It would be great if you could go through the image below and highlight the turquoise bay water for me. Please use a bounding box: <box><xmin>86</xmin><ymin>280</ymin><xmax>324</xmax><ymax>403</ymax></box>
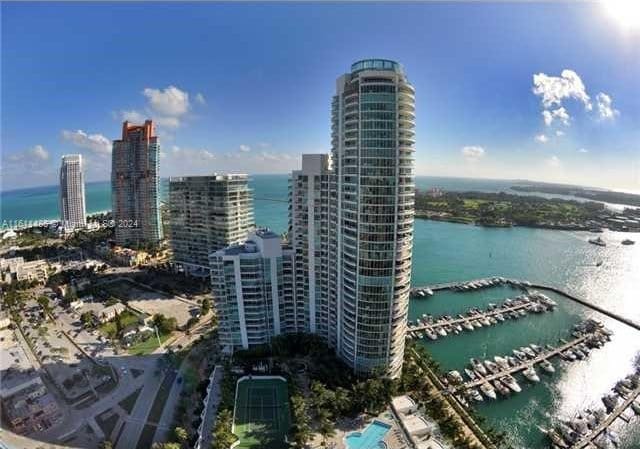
<box><xmin>2</xmin><ymin>175</ymin><xmax>639</xmax><ymax>447</ymax></box>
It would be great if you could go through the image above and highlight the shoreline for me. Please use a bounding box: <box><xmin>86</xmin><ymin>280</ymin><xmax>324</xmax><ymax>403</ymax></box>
<box><xmin>414</xmin><ymin>213</ymin><xmax>638</xmax><ymax>233</ymax></box>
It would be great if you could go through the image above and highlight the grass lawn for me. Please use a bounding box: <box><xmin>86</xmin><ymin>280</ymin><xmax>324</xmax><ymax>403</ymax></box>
<box><xmin>233</xmin><ymin>377</ymin><xmax>291</xmax><ymax>449</ymax></box>
<box><xmin>127</xmin><ymin>332</ymin><xmax>171</xmax><ymax>356</ymax></box>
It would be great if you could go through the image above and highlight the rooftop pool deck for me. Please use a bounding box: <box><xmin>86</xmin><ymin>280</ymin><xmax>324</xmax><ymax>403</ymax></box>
<box><xmin>345</xmin><ymin>420</ymin><xmax>391</xmax><ymax>449</ymax></box>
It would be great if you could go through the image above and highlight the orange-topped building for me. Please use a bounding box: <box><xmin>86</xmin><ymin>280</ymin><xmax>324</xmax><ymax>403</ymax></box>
<box><xmin>111</xmin><ymin>120</ymin><xmax>163</xmax><ymax>246</ymax></box>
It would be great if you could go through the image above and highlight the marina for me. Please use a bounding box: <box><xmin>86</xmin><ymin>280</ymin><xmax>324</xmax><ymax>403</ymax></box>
<box><xmin>410</xmin><ymin>276</ymin><xmax>530</xmax><ymax>297</ymax></box>
<box><xmin>444</xmin><ymin>319</ymin><xmax>612</xmax><ymax>396</ymax></box>
<box><xmin>407</xmin><ymin>291</ymin><xmax>557</xmax><ymax>340</ymax></box>
<box><xmin>411</xmin><ymin>277</ymin><xmax>640</xmax><ymax>333</ymax></box>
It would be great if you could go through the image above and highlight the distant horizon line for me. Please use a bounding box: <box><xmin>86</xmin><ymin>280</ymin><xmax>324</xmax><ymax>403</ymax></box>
<box><xmin>0</xmin><ymin>173</ymin><xmax>623</xmax><ymax>195</ymax></box>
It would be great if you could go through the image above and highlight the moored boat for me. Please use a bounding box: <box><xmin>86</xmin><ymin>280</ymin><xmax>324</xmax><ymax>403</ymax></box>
<box><xmin>480</xmin><ymin>382</ymin><xmax>497</xmax><ymax>400</ymax></box>
<box><xmin>501</xmin><ymin>375</ymin><xmax>522</xmax><ymax>393</ymax></box>
<box><xmin>539</xmin><ymin>359</ymin><xmax>555</xmax><ymax>373</ymax></box>
<box><xmin>523</xmin><ymin>365</ymin><xmax>540</xmax><ymax>382</ymax></box>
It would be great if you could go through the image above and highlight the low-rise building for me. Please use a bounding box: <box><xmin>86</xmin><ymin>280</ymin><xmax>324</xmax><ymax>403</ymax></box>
<box><xmin>110</xmin><ymin>246</ymin><xmax>149</xmax><ymax>267</ymax></box>
<box><xmin>0</xmin><ymin>257</ymin><xmax>49</xmax><ymax>284</ymax></box>
<box><xmin>15</xmin><ymin>259</ymin><xmax>49</xmax><ymax>283</ymax></box>
<box><xmin>2</xmin><ymin>382</ymin><xmax>63</xmax><ymax>435</ymax></box>
<box><xmin>96</xmin><ymin>303</ymin><xmax>127</xmax><ymax>323</ymax></box>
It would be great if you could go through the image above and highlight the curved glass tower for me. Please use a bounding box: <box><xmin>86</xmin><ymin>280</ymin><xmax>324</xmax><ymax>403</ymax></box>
<box><xmin>330</xmin><ymin>59</ymin><xmax>415</xmax><ymax>377</ymax></box>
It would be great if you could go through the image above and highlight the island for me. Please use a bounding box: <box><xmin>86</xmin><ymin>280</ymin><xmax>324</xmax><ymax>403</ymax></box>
<box><xmin>415</xmin><ymin>189</ymin><xmax>640</xmax><ymax>231</ymax></box>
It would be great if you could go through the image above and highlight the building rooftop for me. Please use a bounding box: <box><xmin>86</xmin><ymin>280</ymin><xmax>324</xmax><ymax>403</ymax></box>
<box><xmin>0</xmin><ymin>328</ymin><xmax>41</xmax><ymax>398</ymax></box>
<box><xmin>351</xmin><ymin>59</ymin><xmax>403</xmax><ymax>74</ymax></box>
<box><xmin>403</xmin><ymin>415</ymin><xmax>431</xmax><ymax>435</ymax></box>
<box><xmin>254</xmin><ymin>228</ymin><xmax>279</xmax><ymax>239</ymax></box>
<box><xmin>392</xmin><ymin>395</ymin><xmax>417</xmax><ymax>412</ymax></box>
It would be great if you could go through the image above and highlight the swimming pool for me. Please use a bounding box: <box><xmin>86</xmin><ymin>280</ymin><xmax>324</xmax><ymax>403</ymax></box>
<box><xmin>345</xmin><ymin>420</ymin><xmax>391</xmax><ymax>449</ymax></box>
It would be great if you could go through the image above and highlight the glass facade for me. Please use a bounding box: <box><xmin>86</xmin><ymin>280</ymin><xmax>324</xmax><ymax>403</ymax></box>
<box><xmin>330</xmin><ymin>60</ymin><xmax>415</xmax><ymax>377</ymax></box>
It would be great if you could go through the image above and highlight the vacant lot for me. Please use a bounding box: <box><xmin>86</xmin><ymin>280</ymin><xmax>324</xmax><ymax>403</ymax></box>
<box><xmin>102</xmin><ymin>278</ymin><xmax>197</xmax><ymax>328</ymax></box>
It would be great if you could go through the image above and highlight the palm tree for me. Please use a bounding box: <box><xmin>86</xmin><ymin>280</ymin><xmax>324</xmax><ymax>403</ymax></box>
<box><xmin>290</xmin><ymin>395</ymin><xmax>311</xmax><ymax>448</ymax></box>
<box><xmin>317</xmin><ymin>408</ymin><xmax>335</xmax><ymax>448</ymax></box>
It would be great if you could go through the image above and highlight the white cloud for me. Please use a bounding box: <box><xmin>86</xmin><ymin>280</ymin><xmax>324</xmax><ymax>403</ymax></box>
<box><xmin>556</xmin><ymin>130</ymin><xmax>565</xmax><ymax>137</ymax></box>
<box><xmin>532</xmin><ymin>69</ymin><xmax>592</xmax><ymax>110</ymax></box>
<box><xmin>535</xmin><ymin>134</ymin><xmax>548</xmax><ymax>143</ymax></box>
<box><xmin>115</xmin><ymin>85</ymin><xmax>206</xmax><ymax>132</ymax></box>
<box><xmin>545</xmin><ymin>155</ymin><xmax>561</xmax><ymax>168</ymax></box>
<box><xmin>2</xmin><ymin>145</ymin><xmax>56</xmax><ymax>188</ymax></box>
<box><xmin>461</xmin><ymin>146</ymin><xmax>485</xmax><ymax>161</ymax></box>
<box><xmin>143</xmin><ymin>85</ymin><xmax>190</xmax><ymax>117</ymax></box>
<box><xmin>258</xmin><ymin>151</ymin><xmax>294</xmax><ymax>161</ymax></box>
<box><xmin>61</xmin><ymin>129</ymin><xmax>111</xmax><ymax>156</ymax></box>
<box><xmin>154</xmin><ymin>116</ymin><xmax>181</xmax><ymax>129</ymax></box>
<box><xmin>578</xmin><ymin>148</ymin><xmax>589</xmax><ymax>153</ymax></box>
<box><xmin>542</xmin><ymin>107</ymin><xmax>570</xmax><ymax>127</ymax></box>
<box><xmin>119</xmin><ymin>110</ymin><xmax>146</xmax><ymax>123</ymax></box>
<box><xmin>239</xmin><ymin>144</ymin><xmax>251</xmax><ymax>153</ymax></box>
<box><xmin>195</xmin><ymin>93</ymin><xmax>206</xmax><ymax>105</ymax></box>
<box><xmin>7</xmin><ymin>144</ymin><xmax>50</xmax><ymax>163</ymax></box>
<box><xmin>595</xmin><ymin>92</ymin><xmax>619</xmax><ymax>120</ymax></box>
<box><xmin>170</xmin><ymin>145</ymin><xmax>216</xmax><ymax>161</ymax></box>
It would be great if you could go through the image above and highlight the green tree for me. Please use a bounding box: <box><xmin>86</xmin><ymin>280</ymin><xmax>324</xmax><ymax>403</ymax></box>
<box><xmin>290</xmin><ymin>394</ymin><xmax>311</xmax><ymax>449</ymax></box>
<box><xmin>151</xmin><ymin>443</ymin><xmax>181</xmax><ymax>449</ymax></box>
<box><xmin>80</xmin><ymin>311</ymin><xmax>94</xmax><ymax>327</ymax></box>
<box><xmin>317</xmin><ymin>408</ymin><xmax>335</xmax><ymax>447</ymax></box>
<box><xmin>153</xmin><ymin>314</ymin><xmax>178</xmax><ymax>335</ymax></box>
<box><xmin>211</xmin><ymin>409</ymin><xmax>237</xmax><ymax>449</ymax></box>
<box><xmin>36</xmin><ymin>295</ymin><xmax>52</xmax><ymax>316</ymax></box>
<box><xmin>201</xmin><ymin>297</ymin><xmax>211</xmax><ymax>315</ymax></box>
<box><xmin>173</xmin><ymin>426</ymin><xmax>188</xmax><ymax>447</ymax></box>
<box><xmin>99</xmin><ymin>441</ymin><xmax>113</xmax><ymax>449</ymax></box>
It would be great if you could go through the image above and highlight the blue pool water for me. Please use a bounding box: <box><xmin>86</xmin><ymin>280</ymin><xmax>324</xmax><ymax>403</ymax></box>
<box><xmin>345</xmin><ymin>420</ymin><xmax>391</xmax><ymax>449</ymax></box>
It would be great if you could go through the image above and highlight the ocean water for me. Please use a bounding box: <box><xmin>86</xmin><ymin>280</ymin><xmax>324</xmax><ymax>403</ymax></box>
<box><xmin>1</xmin><ymin>175</ymin><xmax>639</xmax><ymax>447</ymax></box>
<box><xmin>1</xmin><ymin>175</ymin><xmax>632</xmax><ymax>226</ymax></box>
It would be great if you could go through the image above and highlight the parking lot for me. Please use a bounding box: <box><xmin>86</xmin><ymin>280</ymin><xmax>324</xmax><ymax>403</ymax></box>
<box><xmin>21</xmin><ymin>299</ymin><xmax>114</xmax><ymax>403</ymax></box>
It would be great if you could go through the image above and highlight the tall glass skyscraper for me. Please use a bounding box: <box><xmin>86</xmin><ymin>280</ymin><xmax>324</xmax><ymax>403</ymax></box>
<box><xmin>209</xmin><ymin>60</ymin><xmax>415</xmax><ymax>378</ymax></box>
<box><xmin>111</xmin><ymin>120</ymin><xmax>163</xmax><ymax>246</ymax></box>
<box><xmin>59</xmin><ymin>154</ymin><xmax>86</xmax><ymax>230</ymax></box>
<box><xmin>328</xmin><ymin>59</ymin><xmax>415</xmax><ymax>377</ymax></box>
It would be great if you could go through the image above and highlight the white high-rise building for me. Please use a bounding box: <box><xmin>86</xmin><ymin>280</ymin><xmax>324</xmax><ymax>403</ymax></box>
<box><xmin>210</xmin><ymin>59</ymin><xmax>415</xmax><ymax>378</ymax></box>
<box><xmin>59</xmin><ymin>154</ymin><xmax>86</xmax><ymax>230</ymax></box>
<box><xmin>327</xmin><ymin>59</ymin><xmax>415</xmax><ymax>377</ymax></box>
<box><xmin>209</xmin><ymin>229</ymin><xmax>295</xmax><ymax>350</ymax></box>
<box><xmin>169</xmin><ymin>174</ymin><xmax>254</xmax><ymax>276</ymax></box>
<box><xmin>289</xmin><ymin>154</ymin><xmax>332</xmax><ymax>338</ymax></box>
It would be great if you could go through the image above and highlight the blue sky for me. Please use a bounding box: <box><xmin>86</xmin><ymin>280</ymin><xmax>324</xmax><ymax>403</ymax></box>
<box><xmin>2</xmin><ymin>2</ymin><xmax>639</xmax><ymax>191</ymax></box>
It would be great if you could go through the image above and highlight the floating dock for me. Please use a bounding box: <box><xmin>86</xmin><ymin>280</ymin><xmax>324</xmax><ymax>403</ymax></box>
<box><xmin>449</xmin><ymin>324</ymin><xmax>611</xmax><ymax>394</ymax></box>
<box><xmin>410</xmin><ymin>278</ymin><xmax>640</xmax><ymax>332</ymax></box>
<box><xmin>408</xmin><ymin>293</ymin><xmax>556</xmax><ymax>340</ymax></box>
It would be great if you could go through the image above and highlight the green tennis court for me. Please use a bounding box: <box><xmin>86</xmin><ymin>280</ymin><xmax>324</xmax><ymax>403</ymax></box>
<box><xmin>233</xmin><ymin>377</ymin><xmax>291</xmax><ymax>449</ymax></box>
